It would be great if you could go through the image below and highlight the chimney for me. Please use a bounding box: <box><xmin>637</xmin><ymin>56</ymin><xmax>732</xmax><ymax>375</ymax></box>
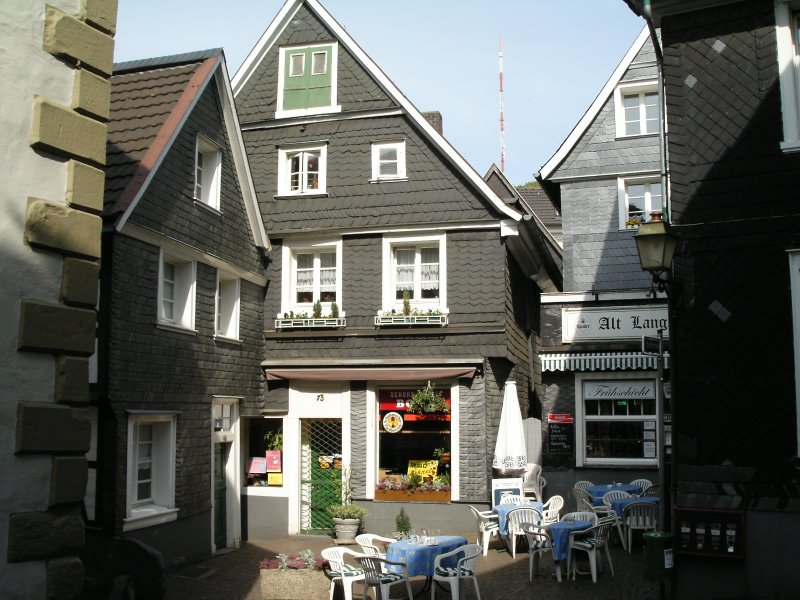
<box><xmin>422</xmin><ymin>111</ymin><xmax>443</xmax><ymax>135</ymax></box>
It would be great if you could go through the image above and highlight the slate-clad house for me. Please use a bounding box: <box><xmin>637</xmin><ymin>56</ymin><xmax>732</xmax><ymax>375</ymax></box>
<box><xmin>91</xmin><ymin>49</ymin><xmax>269</xmax><ymax>569</ymax></box>
<box><xmin>232</xmin><ymin>0</ymin><xmax>559</xmax><ymax>535</ymax></box>
<box><xmin>620</xmin><ymin>1</ymin><xmax>800</xmax><ymax>596</ymax></box>
<box><xmin>536</xmin><ymin>27</ymin><xmax>671</xmax><ymax>499</ymax></box>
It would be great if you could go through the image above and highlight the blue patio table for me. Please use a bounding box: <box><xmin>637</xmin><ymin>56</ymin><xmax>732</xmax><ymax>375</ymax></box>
<box><xmin>546</xmin><ymin>519</ymin><xmax>592</xmax><ymax>582</ymax></box>
<box><xmin>492</xmin><ymin>500</ymin><xmax>544</xmax><ymax>535</ymax></box>
<box><xmin>386</xmin><ymin>535</ymin><xmax>468</xmax><ymax>578</ymax></box>
<box><xmin>586</xmin><ymin>483</ymin><xmax>642</xmax><ymax>506</ymax></box>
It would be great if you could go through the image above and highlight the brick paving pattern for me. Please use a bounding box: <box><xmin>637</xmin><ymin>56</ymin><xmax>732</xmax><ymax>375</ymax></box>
<box><xmin>167</xmin><ymin>532</ymin><xmax>671</xmax><ymax>599</ymax></box>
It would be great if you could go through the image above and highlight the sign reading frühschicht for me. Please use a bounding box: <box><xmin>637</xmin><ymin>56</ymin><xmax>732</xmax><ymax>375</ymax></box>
<box><xmin>583</xmin><ymin>380</ymin><xmax>655</xmax><ymax>400</ymax></box>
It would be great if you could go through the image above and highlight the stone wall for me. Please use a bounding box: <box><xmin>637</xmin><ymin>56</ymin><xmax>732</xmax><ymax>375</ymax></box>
<box><xmin>0</xmin><ymin>1</ymin><xmax>117</xmax><ymax>598</ymax></box>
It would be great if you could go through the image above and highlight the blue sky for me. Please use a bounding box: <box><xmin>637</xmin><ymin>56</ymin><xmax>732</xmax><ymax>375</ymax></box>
<box><xmin>114</xmin><ymin>1</ymin><xmax>644</xmax><ymax>186</ymax></box>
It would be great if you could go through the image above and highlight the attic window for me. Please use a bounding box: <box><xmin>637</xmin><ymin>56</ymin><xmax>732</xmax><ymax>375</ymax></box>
<box><xmin>277</xmin><ymin>44</ymin><xmax>340</xmax><ymax>118</ymax></box>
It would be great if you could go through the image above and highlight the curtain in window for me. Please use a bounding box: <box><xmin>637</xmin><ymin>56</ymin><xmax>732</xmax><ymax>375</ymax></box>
<box><xmin>295</xmin><ymin>254</ymin><xmax>313</xmax><ymax>299</ymax></box>
<box><xmin>395</xmin><ymin>249</ymin><xmax>414</xmax><ymax>292</ymax></box>
<box><xmin>319</xmin><ymin>252</ymin><xmax>336</xmax><ymax>299</ymax></box>
<box><xmin>420</xmin><ymin>247</ymin><xmax>439</xmax><ymax>291</ymax></box>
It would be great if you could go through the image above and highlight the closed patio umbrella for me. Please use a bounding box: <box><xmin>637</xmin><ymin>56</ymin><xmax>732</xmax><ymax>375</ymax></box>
<box><xmin>492</xmin><ymin>380</ymin><xmax>528</xmax><ymax>477</ymax></box>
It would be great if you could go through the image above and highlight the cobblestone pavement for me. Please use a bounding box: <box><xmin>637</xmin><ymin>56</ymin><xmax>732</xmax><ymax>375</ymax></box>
<box><xmin>167</xmin><ymin>532</ymin><xmax>671</xmax><ymax>599</ymax></box>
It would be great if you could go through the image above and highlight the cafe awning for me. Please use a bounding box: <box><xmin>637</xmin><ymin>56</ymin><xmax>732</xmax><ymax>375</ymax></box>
<box><xmin>263</xmin><ymin>365</ymin><xmax>477</xmax><ymax>382</ymax></box>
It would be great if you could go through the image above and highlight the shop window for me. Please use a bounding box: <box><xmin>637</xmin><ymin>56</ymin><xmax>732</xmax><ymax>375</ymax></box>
<box><xmin>245</xmin><ymin>418</ymin><xmax>284</xmax><ymax>487</ymax></box>
<box><xmin>575</xmin><ymin>374</ymin><xmax>659</xmax><ymax>467</ymax></box>
<box><xmin>376</xmin><ymin>388</ymin><xmax>451</xmax><ymax>496</ymax></box>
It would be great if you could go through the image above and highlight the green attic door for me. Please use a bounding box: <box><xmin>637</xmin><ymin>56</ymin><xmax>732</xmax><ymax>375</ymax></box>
<box><xmin>281</xmin><ymin>44</ymin><xmax>335</xmax><ymax>114</ymax></box>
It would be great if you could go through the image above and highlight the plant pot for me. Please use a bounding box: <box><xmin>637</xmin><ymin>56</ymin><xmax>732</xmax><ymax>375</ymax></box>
<box><xmin>374</xmin><ymin>489</ymin><xmax>451</xmax><ymax>502</ymax></box>
<box><xmin>259</xmin><ymin>568</ymin><xmax>330</xmax><ymax>600</ymax></box>
<box><xmin>332</xmin><ymin>517</ymin><xmax>360</xmax><ymax>543</ymax></box>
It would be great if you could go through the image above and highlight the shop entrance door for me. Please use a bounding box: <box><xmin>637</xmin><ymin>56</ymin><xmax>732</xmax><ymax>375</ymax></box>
<box><xmin>299</xmin><ymin>419</ymin><xmax>342</xmax><ymax>535</ymax></box>
<box><xmin>214</xmin><ymin>442</ymin><xmax>230</xmax><ymax>549</ymax></box>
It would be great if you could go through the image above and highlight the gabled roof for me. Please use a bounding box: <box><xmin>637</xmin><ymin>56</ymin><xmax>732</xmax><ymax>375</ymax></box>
<box><xmin>538</xmin><ymin>26</ymin><xmax>651</xmax><ymax>181</ymax></box>
<box><xmin>232</xmin><ymin>0</ymin><xmax>521</xmax><ymax>222</ymax></box>
<box><xmin>105</xmin><ymin>48</ymin><xmax>269</xmax><ymax>249</ymax></box>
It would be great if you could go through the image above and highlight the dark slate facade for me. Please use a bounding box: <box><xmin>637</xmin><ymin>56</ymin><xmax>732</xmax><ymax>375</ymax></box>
<box><xmin>623</xmin><ymin>0</ymin><xmax>800</xmax><ymax>596</ymax></box>
<box><xmin>91</xmin><ymin>50</ymin><xmax>269</xmax><ymax>573</ymax></box>
<box><xmin>234</xmin><ymin>0</ymin><xmax>557</xmax><ymax>536</ymax></box>
<box><xmin>537</xmin><ymin>27</ymin><xmax>670</xmax><ymax>503</ymax></box>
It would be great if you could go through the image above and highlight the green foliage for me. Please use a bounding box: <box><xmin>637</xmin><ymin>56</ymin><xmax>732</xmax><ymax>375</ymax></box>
<box><xmin>326</xmin><ymin>503</ymin><xmax>367</xmax><ymax>519</ymax></box>
<box><xmin>330</xmin><ymin>302</ymin><xmax>339</xmax><ymax>318</ymax></box>
<box><xmin>313</xmin><ymin>300</ymin><xmax>322</xmax><ymax>318</ymax></box>
<box><xmin>395</xmin><ymin>507</ymin><xmax>412</xmax><ymax>535</ymax></box>
<box><xmin>408</xmin><ymin>381</ymin><xmax>449</xmax><ymax>414</ymax></box>
<box><xmin>263</xmin><ymin>430</ymin><xmax>283</xmax><ymax>451</ymax></box>
<box><xmin>402</xmin><ymin>290</ymin><xmax>411</xmax><ymax>316</ymax></box>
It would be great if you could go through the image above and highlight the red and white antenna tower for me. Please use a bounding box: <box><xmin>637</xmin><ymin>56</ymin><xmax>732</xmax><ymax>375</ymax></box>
<box><xmin>499</xmin><ymin>36</ymin><xmax>506</xmax><ymax>173</ymax></box>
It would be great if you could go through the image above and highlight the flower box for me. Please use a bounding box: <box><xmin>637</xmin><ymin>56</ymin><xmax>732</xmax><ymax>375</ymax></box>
<box><xmin>275</xmin><ymin>317</ymin><xmax>346</xmax><ymax>330</ymax></box>
<box><xmin>374</xmin><ymin>315</ymin><xmax>448</xmax><ymax>327</ymax></box>
<box><xmin>374</xmin><ymin>489</ymin><xmax>451</xmax><ymax>502</ymax></box>
<box><xmin>260</xmin><ymin>568</ymin><xmax>330</xmax><ymax>600</ymax></box>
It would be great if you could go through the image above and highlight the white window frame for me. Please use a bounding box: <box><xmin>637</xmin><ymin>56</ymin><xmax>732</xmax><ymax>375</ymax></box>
<box><xmin>788</xmin><ymin>250</ymin><xmax>800</xmax><ymax>452</ymax></box>
<box><xmin>280</xmin><ymin>240</ymin><xmax>343</xmax><ymax>317</ymax></box>
<box><xmin>614</xmin><ymin>80</ymin><xmax>659</xmax><ymax>138</ymax></box>
<box><xmin>124</xmin><ymin>413</ymin><xmax>178</xmax><ymax>531</ymax></box>
<box><xmin>276</xmin><ymin>43</ymin><xmax>341</xmax><ymax>119</ymax></box>
<box><xmin>575</xmin><ymin>372</ymin><xmax>659</xmax><ymax>468</ymax></box>
<box><xmin>775</xmin><ymin>1</ymin><xmax>800</xmax><ymax>151</ymax></box>
<box><xmin>371</xmin><ymin>141</ymin><xmax>407</xmax><ymax>181</ymax></box>
<box><xmin>215</xmin><ymin>273</ymin><xmax>240</xmax><ymax>341</ymax></box>
<box><xmin>380</xmin><ymin>234</ymin><xmax>447</xmax><ymax>315</ymax></box>
<box><xmin>277</xmin><ymin>144</ymin><xmax>327</xmax><ymax>196</ymax></box>
<box><xmin>194</xmin><ymin>135</ymin><xmax>221</xmax><ymax>210</ymax></box>
<box><xmin>158</xmin><ymin>250</ymin><xmax>196</xmax><ymax>331</ymax></box>
<box><xmin>617</xmin><ymin>175</ymin><xmax>663</xmax><ymax>229</ymax></box>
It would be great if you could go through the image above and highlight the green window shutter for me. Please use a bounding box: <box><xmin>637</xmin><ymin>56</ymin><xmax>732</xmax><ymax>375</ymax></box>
<box><xmin>282</xmin><ymin>46</ymin><xmax>332</xmax><ymax>111</ymax></box>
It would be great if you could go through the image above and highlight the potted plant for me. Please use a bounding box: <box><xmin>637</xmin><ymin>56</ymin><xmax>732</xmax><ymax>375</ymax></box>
<box><xmin>327</xmin><ymin>468</ymin><xmax>367</xmax><ymax>542</ymax></box>
<box><xmin>408</xmin><ymin>381</ymin><xmax>449</xmax><ymax>414</ymax></box>
<box><xmin>433</xmin><ymin>447</ymin><xmax>451</xmax><ymax>465</ymax></box>
<box><xmin>393</xmin><ymin>507</ymin><xmax>412</xmax><ymax>539</ymax></box>
<box><xmin>259</xmin><ymin>550</ymin><xmax>330</xmax><ymax>600</ymax></box>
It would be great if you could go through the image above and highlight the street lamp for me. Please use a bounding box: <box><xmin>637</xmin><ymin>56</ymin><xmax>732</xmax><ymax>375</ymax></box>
<box><xmin>635</xmin><ymin>211</ymin><xmax>677</xmax><ymax>294</ymax></box>
<box><xmin>635</xmin><ymin>210</ymin><xmax>677</xmax><ymax>536</ymax></box>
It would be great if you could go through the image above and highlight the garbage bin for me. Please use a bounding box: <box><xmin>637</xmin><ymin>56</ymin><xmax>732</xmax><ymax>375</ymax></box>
<box><xmin>644</xmin><ymin>531</ymin><xmax>673</xmax><ymax>581</ymax></box>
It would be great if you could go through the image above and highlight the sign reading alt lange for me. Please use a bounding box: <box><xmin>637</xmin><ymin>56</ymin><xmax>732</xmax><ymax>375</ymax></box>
<box><xmin>562</xmin><ymin>306</ymin><xmax>669</xmax><ymax>342</ymax></box>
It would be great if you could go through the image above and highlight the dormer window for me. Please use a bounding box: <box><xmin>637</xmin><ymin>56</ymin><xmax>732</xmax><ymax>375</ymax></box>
<box><xmin>277</xmin><ymin>44</ymin><xmax>340</xmax><ymax>118</ymax></box>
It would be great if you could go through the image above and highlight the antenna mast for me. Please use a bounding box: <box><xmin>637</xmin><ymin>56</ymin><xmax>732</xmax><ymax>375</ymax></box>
<box><xmin>499</xmin><ymin>36</ymin><xmax>506</xmax><ymax>173</ymax></box>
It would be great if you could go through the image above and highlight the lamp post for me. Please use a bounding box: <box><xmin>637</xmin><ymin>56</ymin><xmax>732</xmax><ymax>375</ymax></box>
<box><xmin>634</xmin><ymin>211</ymin><xmax>677</xmax><ymax>534</ymax></box>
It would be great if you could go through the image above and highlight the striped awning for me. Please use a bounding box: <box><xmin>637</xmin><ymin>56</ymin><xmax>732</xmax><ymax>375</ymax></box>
<box><xmin>540</xmin><ymin>352</ymin><xmax>669</xmax><ymax>372</ymax></box>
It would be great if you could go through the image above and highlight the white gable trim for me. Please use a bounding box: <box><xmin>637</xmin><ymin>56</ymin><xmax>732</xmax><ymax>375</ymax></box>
<box><xmin>233</xmin><ymin>0</ymin><xmax>520</xmax><ymax>221</ymax></box>
<box><xmin>539</xmin><ymin>26</ymin><xmax>652</xmax><ymax>181</ymax></box>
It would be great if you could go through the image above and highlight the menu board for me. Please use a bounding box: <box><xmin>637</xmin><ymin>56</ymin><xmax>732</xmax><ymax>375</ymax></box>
<box><xmin>547</xmin><ymin>415</ymin><xmax>574</xmax><ymax>454</ymax></box>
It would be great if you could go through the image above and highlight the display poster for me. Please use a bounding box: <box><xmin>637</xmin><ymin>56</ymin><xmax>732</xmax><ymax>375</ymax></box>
<box><xmin>491</xmin><ymin>477</ymin><xmax>524</xmax><ymax>507</ymax></box>
<box><xmin>266</xmin><ymin>450</ymin><xmax>282</xmax><ymax>472</ymax></box>
<box><xmin>247</xmin><ymin>457</ymin><xmax>267</xmax><ymax>474</ymax></box>
<box><xmin>407</xmin><ymin>459</ymin><xmax>438</xmax><ymax>480</ymax></box>
<box><xmin>267</xmin><ymin>473</ymin><xmax>283</xmax><ymax>486</ymax></box>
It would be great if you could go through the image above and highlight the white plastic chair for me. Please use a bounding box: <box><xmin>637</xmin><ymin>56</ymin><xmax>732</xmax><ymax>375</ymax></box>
<box><xmin>355</xmin><ymin>555</ymin><xmax>414</xmax><ymax>600</ymax></box>
<box><xmin>642</xmin><ymin>484</ymin><xmax>660</xmax><ymax>497</ymax></box>
<box><xmin>624</xmin><ymin>502</ymin><xmax>658</xmax><ymax>552</ymax></box>
<box><xmin>499</xmin><ymin>494</ymin><xmax>525</xmax><ymax>505</ymax></box>
<box><xmin>469</xmin><ymin>505</ymin><xmax>499</xmax><ymax>556</ymax></box>
<box><xmin>574</xmin><ymin>480</ymin><xmax>594</xmax><ymax>491</ymax></box>
<box><xmin>571</xmin><ymin>487</ymin><xmax>595</xmax><ymax>513</ymax></box>
<box><xmin>356</xmin><ymin>533</ymin><xmax>394</xmax><ymax>558</ymax></box>
<box><xmin>568</xmin><ymin>516</ymin><xmax>616</xmax><ymax>582</ymax></box>
<box><xmin>601</xmin><ymin>490</ymin><xmax>631</xmax><ymax>550</ymax></box>
<box><xmin>630</xmin><ymin>478</ymin><xmax>653</xmax><ymax>495</ymax></box>
<box><xmin>506</xmin><ymin>507</ymin><xmax>542</xmax><ymax>559</ymax></box>
<box><xmin>561</xmin><ymin>511</ymin><xmax>598</xmax><ymax>525</ymax></box>
<box><xmin>431</xmin><ymin>543</ymin><xmax>482</xmax><ymax>600</ymax></box>
<box><xmin>542</xmin><ymin>494</ymin><xmax>564</xmax><ymax>524</ymax></box>
<box><xmin>523</xmin><ymin>463</ymin><xmax>542</xmax><ymax>498</ymax></box>
<box><xmin>522</xmin><ymin>522</ymin><xmax>553</xmax><ymax>582</ymax></box>
<box><xmin>320</xmin><ymin>547</ymin><xmax>365</xmax><ymax>600</ymax></box>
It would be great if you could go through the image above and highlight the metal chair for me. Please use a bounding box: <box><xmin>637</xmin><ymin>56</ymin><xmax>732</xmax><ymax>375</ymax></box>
<box><xmin>355</xmin><ymin>533</ymin><xmax>394</xmax><ymax>558</ymax></box>
<box><xmin>623</xmin><ymin>501</ymin><xmax>658</xmax><ymax>552</ymax></box>
<box><xmin>320</xmin><ymin>547</ymin><xmax>365</xmax><ymax>600</ymax></box>
<box><xmin>568</xmin><ymin>516</ymin><xmax>616</xmax><ymax>582</ymax></box>
<box><xmin>469</xmin><ymin>505</ymin><xmax>500</xmax><ymax>556</ymax></box>
<box><xmin>522</xmin><ymin>522</ymin><xmax>553</xmax><ymax>582</ymax></box>
<box><xmin>630</xmin><ymin>478</ymin><xmax>653</xmax><ymax>495</ymax></box>
<box><xmin>506</xmin><ymin>507</ymin><xmax>542</xmax><ymax>559</ymax></box>
<box><xmin>355</xmin><ymin>554</ymin><xmax>413</xmax><ymax>600</ymax></box>
<box><xmin>431</xmin><ymin>543</ymin><xmax>482</xmax><ymax>600</ymax></box>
